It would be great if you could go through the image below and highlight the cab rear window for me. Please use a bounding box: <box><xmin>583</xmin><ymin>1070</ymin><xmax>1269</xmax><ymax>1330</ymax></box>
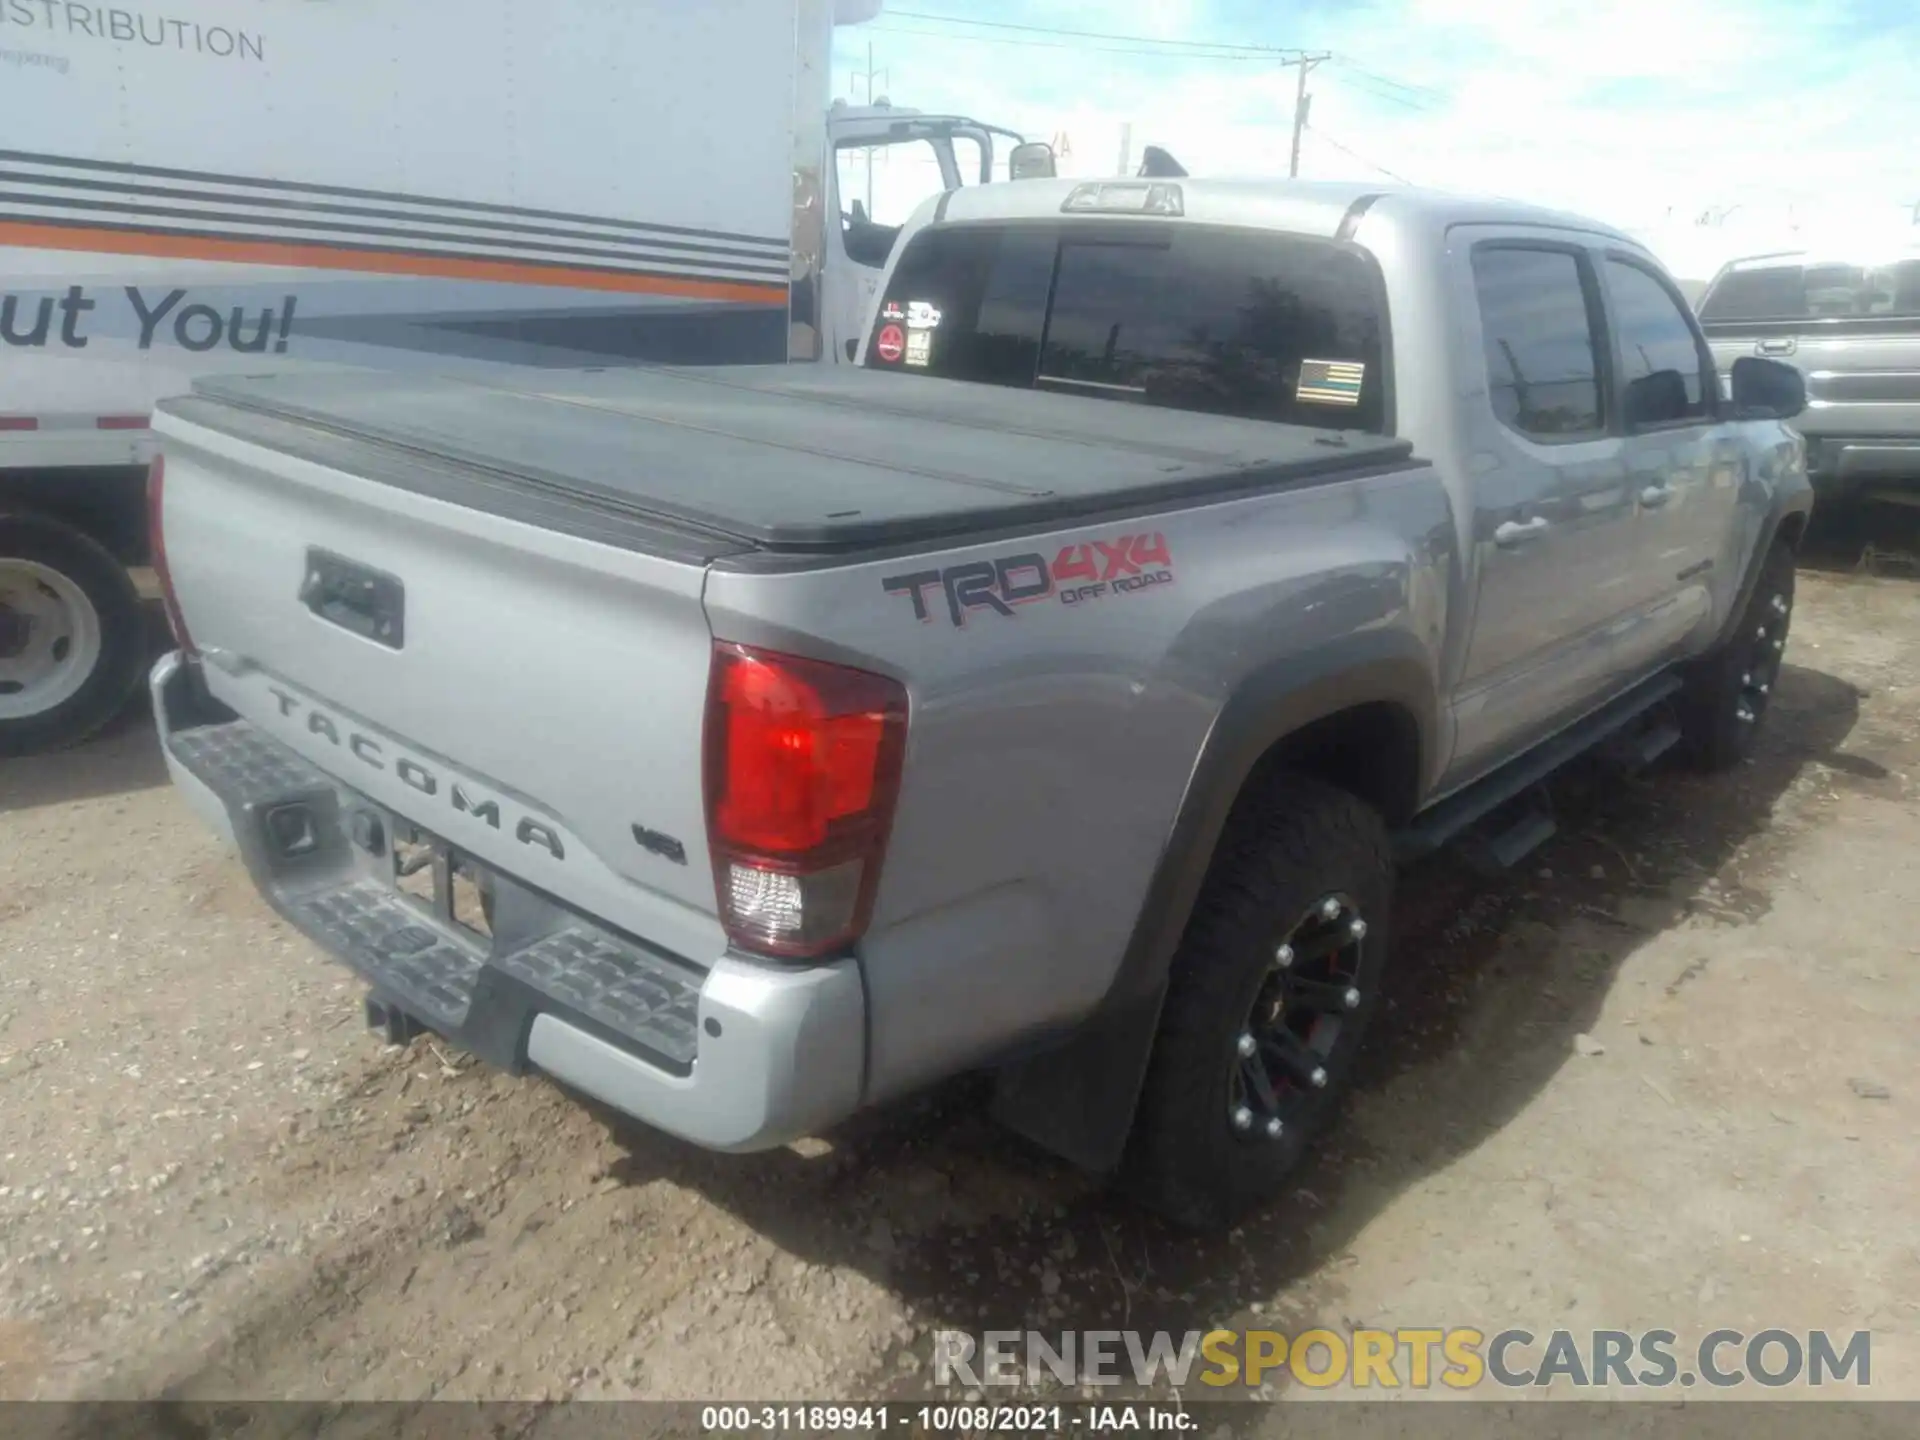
<box><xmin>864</xmin><ymin>222</ymin><xmax>1389</xmax><ymax>433</ymax></box>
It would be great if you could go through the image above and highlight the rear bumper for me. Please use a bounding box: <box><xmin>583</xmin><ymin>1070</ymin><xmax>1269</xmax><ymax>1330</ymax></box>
<box><xmin>1802</xmin><ymin>435</ymin><xmax>1920</xmax><ymax>492</ymax></box>
<box><xmin>149</xmin><ymin>651</ymin><xmax>866</xmax><ymax>1153</ymax></box>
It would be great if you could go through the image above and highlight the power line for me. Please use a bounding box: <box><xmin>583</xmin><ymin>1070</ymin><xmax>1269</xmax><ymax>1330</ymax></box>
<box><xmin>865</xmin><ymin>23</ymin><xmax>1281</xmax><ymax>61</ymax></box>
<box><xmin>867</xmin><ymin>10</ymin><xmax>1451</xmax><ymax>122</ymax></box>
<box><xmin>1330</xmin><ymin>57</ymin><xmax>1449</xmax><ymax>101</ymax></box>
<box><xmin>1304</xmin><ymin>124</ymin><xmax>1415</xmax><ymax>186</ymax></box>
<box><xmin>883</xmin><ymin>9</ymin><xmax>1308</xmax><ymax>58</ymax></box>
<box><xmin>1324</xmin><ymin>72</ymin><xmax>1440</xmax><ymax>113</ymax></box>
<box><xmin>863</xmin><ymin>10</ymin><xmax>1422</xmax><ymax>186</ymax></box>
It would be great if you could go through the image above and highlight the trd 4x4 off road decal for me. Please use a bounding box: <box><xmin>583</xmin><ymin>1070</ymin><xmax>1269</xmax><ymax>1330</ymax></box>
<box><xmin>882</xmin><ymin>532</ymin><xmax>1175</xmax><ymax>627</ymax></box>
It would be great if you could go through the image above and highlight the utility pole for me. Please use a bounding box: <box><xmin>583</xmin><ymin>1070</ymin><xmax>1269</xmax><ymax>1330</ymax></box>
<box><xmin>850</xmin><ymin>43</ymin><xmax>889</xmax><ymax>214</ymax></box>
<box><xmin>1118</xmin><ymin>122</ymin><xmax>1133</xmax><ymax>178</ymax></box>
<box><xmin>1287</xmin><ymin>53</ymin><xmax>1332</xmax><ymax>179</ymax></box>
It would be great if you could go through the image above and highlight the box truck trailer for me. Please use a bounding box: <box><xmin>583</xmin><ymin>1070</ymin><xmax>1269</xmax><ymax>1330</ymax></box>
<box><xmin>0</xmin><ymin>0</ymin><xmax>1041</xmax><ymax>754</ymax></box>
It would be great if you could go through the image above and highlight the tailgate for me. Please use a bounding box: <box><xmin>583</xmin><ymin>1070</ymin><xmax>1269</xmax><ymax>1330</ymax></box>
<box><xmin>153</xmin><ymin>402</ymin><xmax>732</xmax><ymax>964</ymax></box>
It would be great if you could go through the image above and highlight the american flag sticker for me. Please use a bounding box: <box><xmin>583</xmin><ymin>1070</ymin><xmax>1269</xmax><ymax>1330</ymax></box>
<box><xmin>1296</xmin><ymin>358</ymin><xmax>1366</xmax><ymax>407</ymax></box>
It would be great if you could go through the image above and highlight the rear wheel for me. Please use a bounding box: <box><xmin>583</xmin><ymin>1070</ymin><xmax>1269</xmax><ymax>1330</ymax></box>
<box><xmin>1679</xmin><ymin>539</ymin><xmax>1795</xmax><ymax>771</ymax></box>
<box><xmin>0</xmin><ymin>512</ymin><xmax>147</xmax><ymax>757</ymax></box>
<box><xmin>1127</xmin><ymin>774</ymin><xmax>1395</xmax><ymax>1231</ymax></box>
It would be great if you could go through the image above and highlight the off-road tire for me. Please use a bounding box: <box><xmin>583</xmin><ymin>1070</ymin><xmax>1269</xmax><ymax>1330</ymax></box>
<box><xmin>1126</xmin><ymin>773</ymin><xmax>1395</xmax><ymax>1231</ymax></box>
<box><xmin>1678</xmin><ymin>539</ymin><xmax>1795</xmax><ymax>772</ymax></box>
<box><xmin>0</xmin><ymin>511</ymin><xmax>147</xmax><ymax>758</ymax></box>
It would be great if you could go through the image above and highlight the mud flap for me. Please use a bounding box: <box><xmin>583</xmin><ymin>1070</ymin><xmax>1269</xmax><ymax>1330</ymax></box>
<box><xmin>989</xmin><ymin>985</ymin><xmax>1168</xmax><ymax>1175</ymax></box>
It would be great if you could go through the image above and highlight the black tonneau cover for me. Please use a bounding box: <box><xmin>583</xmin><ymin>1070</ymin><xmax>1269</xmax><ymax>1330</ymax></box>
<box><xmin>168</xmin><ymin>365</ymin><xmax>1416</xmax><ymax>555</ymax></box>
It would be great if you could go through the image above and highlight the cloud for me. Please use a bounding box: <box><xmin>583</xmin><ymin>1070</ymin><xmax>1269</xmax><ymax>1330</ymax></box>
<box><xmin>835</xmin><ymin>0</ymin><xmax>1919</xmax><ymax>276</ymax></box>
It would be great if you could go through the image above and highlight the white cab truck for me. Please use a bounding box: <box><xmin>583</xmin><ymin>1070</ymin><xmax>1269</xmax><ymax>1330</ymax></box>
<box><xmin>0</xmin><ymin>0</ymin><xmax>1041</xmax><ymax>754</ymax></box>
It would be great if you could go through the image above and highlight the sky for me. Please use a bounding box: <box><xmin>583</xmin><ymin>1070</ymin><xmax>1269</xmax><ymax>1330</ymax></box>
<box><xmin>829</xmin><ymin>0</ymin><xmax>1920</xmax><ymax>280</ymax></box>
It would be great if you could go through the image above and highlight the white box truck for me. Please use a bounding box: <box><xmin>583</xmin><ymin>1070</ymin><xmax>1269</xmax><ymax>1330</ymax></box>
<box><xmin>0</xmin><ymin>0</ymin><xmax>1042</xmax><ymax>754</ymax></box>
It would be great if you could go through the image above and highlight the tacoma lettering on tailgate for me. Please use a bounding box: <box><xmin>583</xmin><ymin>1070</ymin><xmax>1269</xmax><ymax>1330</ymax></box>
<box><xmin>882</xmin><ymin>532</ymin><xmax>1174</xmax><ymax>628</ymax></box>
<box><xmin>265</xmin><ymin>685</ymin><xmax>566</xmax><ymax>860</ymax></box>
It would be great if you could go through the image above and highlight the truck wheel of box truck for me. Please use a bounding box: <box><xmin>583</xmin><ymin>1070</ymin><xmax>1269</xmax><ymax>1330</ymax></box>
<box><xmin>0</xmin><ymin>510</ymin><xmax>148</xmax><ymax>757</ymax></box>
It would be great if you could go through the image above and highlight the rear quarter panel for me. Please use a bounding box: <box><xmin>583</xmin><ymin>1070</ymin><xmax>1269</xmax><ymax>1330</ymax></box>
<box><xmin>704</xmin><ymin>462</ymin><xmax>1456</xmax><ymax>1103</ymax></box>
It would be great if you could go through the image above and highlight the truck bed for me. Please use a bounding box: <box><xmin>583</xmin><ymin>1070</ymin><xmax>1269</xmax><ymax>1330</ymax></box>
<box><xmin>162</xmin><ymin>365</ymin><xmax>1416</xmax><ymax>558</ymax></box>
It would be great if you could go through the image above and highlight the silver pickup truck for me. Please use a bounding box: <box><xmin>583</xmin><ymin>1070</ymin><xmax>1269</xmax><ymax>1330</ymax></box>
<box><xmin>147</xmin><ymin>178</ymin><xmax>1813</xmax><ymax>1228</ymax></box>
<box><xmin>1696</xmin><ymin>243</ymin><xmax>1920</xmax><ymax>503</ymax></box>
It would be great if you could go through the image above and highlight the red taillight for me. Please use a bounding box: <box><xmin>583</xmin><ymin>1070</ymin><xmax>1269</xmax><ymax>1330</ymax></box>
<box><xmin>147</xmin><ymin>456</ymin><xmax>194</xmax><ymax>654</ymax></box>
<box><xmin>704</xmin><ymin>642</ymin><xmax>907</xmax><ymax>959</ymax></box>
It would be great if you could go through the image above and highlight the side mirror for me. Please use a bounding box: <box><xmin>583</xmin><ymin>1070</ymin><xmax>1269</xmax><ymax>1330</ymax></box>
<box><xmin>1728</xmin><ymin>355</ymin><xmax>1806</xmax><ymax>420</ymax></box>
<box><xmin>1009</xmin><ymin>142</ymin><xmax>1056</xmax><ymax>180</ymax></box>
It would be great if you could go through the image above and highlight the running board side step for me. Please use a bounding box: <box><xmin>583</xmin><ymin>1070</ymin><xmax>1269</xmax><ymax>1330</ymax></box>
<box><xmin>1457</xmin><ymin>792</ymin><xmax>1558</xmax><ymax>874</ymax></box>
<box><xmin>1596</xmin><ymin>717</ymin><xmax>1682</xmax><ymax>774</ymax></box>
<box><xmin>1394</xmin><ymin>672</ymin><xmax>1684</xmax><ymax>865</ymax></box>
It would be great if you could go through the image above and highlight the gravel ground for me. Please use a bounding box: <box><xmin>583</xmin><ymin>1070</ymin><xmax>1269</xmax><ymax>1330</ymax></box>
<box><xmin>2</xmin><ymin>515</ymin><xmax>1917</xmax><ymax>1415</ymax></box>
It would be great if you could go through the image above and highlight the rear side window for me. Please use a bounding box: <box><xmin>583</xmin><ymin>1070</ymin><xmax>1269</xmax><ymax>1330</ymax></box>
<box><xmin>1700</xmin><ymin>259</ymin><xmax>1920</xmax><ymax>323</ymax></box>
<box><xmin>1470</xmin><ymin>247</ymin><xmax>1604</xmax><ymax>438</ymax></box>
<box><xmin>1605</xmin><ymin>259</ymin><xmax>1710</xmax><ymax>427</ymax></box>
<box><xmin>867</xmin><ymin>223</ymin><xmax>1389</xmax><ymax>432</ymax></box>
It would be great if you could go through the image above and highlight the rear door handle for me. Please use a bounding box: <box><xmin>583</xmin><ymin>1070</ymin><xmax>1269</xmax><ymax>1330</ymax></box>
<box><xmin>1756</xmin><ymin>338</ymin><xmax>1796</xmax><ymax>356</ymax></box>
<box><xmin>1639</xmin><ymin>484</ymin><xmax>1673</xmax><ymax>508</ymax></box>
<box><xmin>1493</xmin><ymin>516</ymin><xmax>1551</xmax><ymax>548</ymax></box>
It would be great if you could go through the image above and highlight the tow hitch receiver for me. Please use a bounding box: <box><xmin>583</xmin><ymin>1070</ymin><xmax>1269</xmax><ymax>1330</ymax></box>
<box><xmin>365</xmin><ymin>994</ymin><xmax>428</xmax><ymax>1047</ymax></box>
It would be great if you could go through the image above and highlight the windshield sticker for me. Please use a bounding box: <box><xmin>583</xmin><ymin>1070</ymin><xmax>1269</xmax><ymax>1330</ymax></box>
<box><xmin>874</xmin><ymin>323</ymin><xmax>906</xmax><ymax>364</ymax></box>
<box><xmin>906</xmin><ymin>300</ymin><xmax>943</xmax><ymax>330</ymax></box>
<box><xmin>1296</xmin><ymin>358</ymin><xmax>1365</xmax><ymax>407</ymax></box>
<box><xmin>880</xmin><ymin>300</ymin><xmax>906</xmax><ymax>322</ymax></box>
<box><xmin>905</xmin><ymin>329</ymin><xmax>932</xmax><ymax>367</ymax></box>
<box><xmin>882</xmin><ymin>531</ymin><xmax>1175</xmax><ymax>628</ymax></box>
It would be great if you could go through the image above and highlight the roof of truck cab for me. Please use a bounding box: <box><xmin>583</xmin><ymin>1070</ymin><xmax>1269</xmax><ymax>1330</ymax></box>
<box><xmin>926</xmin><ymin>176</ymin><xmax>1640</xmax><ymax>249</ymax></box>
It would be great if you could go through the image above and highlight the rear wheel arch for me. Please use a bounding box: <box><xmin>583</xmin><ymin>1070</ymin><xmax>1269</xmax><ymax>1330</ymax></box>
<box><xmin>1245</xmin><ymin>697</ymin><xmax>1425</xmax><ymax>831</ymax></box>
<box><xmin>1776</xmin><ymin>510</ymin><xmax>1808</xmax><ymax>551</ymax></box>
<box><xmin>989</xmin><ymin>639</ymin><xmax>1435</xmax><ymax>1174</ymax></box>
<box><xmin>1123</xmin><ymin>638</ymin><xmax>1435</xmax><ymax>1004</ymax></box>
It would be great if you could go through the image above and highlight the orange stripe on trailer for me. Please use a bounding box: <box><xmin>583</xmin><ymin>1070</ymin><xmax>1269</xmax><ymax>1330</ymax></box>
<box><xmin>0</xmin><ymin>220</ymin><xmax>788</xmax><ymax>305</ymax></box>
